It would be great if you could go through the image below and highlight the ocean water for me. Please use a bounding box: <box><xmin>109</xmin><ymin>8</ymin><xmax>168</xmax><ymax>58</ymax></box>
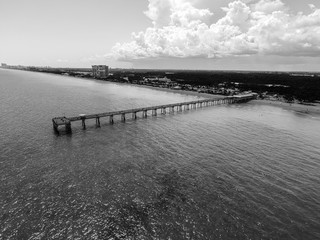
<box><xmin>0</xmin><ymin>69</ymin><xmax>320</xmax><ymax>240</ymax></box>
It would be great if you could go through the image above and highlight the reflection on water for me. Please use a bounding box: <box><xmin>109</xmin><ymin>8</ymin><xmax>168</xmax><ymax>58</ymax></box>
<box><xmin>1</xmin><ymin>69</ymin><xmax>320</xmax><ymax>239</ymax></box>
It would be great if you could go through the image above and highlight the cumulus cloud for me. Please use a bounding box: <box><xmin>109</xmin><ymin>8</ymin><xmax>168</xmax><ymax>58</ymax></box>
<box><xmin>112</xmin><ymin>0</ymin><xmax>320</xmax><ymax>61</ymax></box>
<box><xmin>144</xmin><ymin>0</ymin><xmax>212</xmax><ymax>27</ymax></box>
<box><xmin>252</xmin><ymin>0</ymin><xmax>285</xmax><ymax>13</ymax></box>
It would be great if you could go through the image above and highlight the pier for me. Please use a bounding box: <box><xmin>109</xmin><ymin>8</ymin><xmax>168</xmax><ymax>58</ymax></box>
<box><xmin>52</xmin><ymin>94</ymin><xmax>256</xmax><ymax>133</ymax></box>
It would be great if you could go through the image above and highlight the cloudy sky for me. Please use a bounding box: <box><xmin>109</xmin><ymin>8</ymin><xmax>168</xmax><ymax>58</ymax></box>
<box><xmin>1</xmin><ymin>0</ymin><xmax>320</xmax><ymax>71</ymax></box>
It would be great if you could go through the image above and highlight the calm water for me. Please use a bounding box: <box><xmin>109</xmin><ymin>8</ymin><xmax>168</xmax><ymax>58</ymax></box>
<box><xmin>1</xmin><ymin>69</ymin><xmax>320</xmax><ymax>240</ymax></box>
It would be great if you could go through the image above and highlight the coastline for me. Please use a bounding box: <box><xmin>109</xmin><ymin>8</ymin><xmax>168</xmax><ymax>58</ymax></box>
<box><xmin>5</xmin><ymin>68</ymin><xmax>222</xmax><ymax>99</ymax></box>
<box><xmin>251</xmin><ymin>99</ymin><xmax>320</xmax><ymax>115</ymax></box>
<box><xmin>4</xmin><ymin>68</ymin><xmax>320</xmax><ymax>115</ymax></box>
<box><xmin>127</xmin><ymin>83</ymin><xmax>223</xmax><ymax>99</ymax></box>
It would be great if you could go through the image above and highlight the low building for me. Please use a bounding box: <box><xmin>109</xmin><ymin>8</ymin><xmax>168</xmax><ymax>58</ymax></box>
<box><xmin>1</xmin><ymin>63</ymin><xmax>7</xmax><ymax>68</ymax></box>
<box><xmin>144</xmin><ymin>77</ymin><xmax>158</xmax><ymax>82</ymax></box>
<box><xmin>158</xmin><ymin>77</ymin><xmax>171</xmax><ymax>83</ymax></box>
<box><xmin>92</xmin><ymin>65</ymin><xmax>109</xmax><ymax>79</ymax></box>
<box><xmin>172</xmin><ymin>86</ymin><xmax>182</xmax><ymax>90</ymax></box>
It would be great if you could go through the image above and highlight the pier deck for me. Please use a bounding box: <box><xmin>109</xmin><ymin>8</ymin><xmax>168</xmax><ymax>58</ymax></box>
<box><xmin>52</xmin><ymin>94</ymin><xmax>256</xmax><ymax>133</ymax></box>
<box><xmin>52</xmin><ymin>117</ymin><xmax>70</xmax><ymax>126</ymax></box>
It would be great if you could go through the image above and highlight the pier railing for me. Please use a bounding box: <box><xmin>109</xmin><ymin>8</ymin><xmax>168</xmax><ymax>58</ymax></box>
<box><xmin>52</xmin><ymin>94</ymin><xmax>256</xmax><ymax>133</ymax></box>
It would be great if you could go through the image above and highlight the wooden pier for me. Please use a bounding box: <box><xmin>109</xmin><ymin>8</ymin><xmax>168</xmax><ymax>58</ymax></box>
<box><xmin>52</xmin><ymin>94</ymin><xmax>256</xmax><ymax>133</ymax></box>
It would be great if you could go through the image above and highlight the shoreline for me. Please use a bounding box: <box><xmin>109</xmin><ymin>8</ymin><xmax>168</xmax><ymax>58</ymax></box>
<box><xmin>4</xmin><ymin>68</ymin><xmax>320</xmax><ymax>114</ymax></box>
<box><xmin>127</xmin><ymin>83</ymin><xmax>223</xmax><ymax>99</ymax></box>
<box><xmin>251</xmin><ymin>99</ymin><xmax>320</xmax><ymax>115</ymax></box>
<box><xmin>10</xmin><ymin>68</ymin><xmax>228</xmax><ymax>99</ymax></box>
<box><xmin>92</xmin><ymin>78</ymin><xmax>320</xmax><ymax>114</ymax></box>
<box><xmin>5</xmin><ymin>68</ymin><xmax>222</xmax><ymax>99</ymax></box>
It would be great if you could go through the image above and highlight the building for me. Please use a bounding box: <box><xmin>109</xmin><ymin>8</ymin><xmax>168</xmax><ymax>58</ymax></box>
<box><xmin>158</xmin><ymin>77</ymin><xmax>171</xmax><ymax>82</ymax></box>
<box><xmin>144</xmin><ymin>76</ymin><xmax>171</xmax><ymax>83</ymax></box>
<box><xmin>92</xmin><ymin>65</ymin><xmax>109</xmax><ymax>79</ymax></box>
<box><xmin>1</xmin><ymin>63</ymin><xmax>7</xmax><ymax>68</ymax></box>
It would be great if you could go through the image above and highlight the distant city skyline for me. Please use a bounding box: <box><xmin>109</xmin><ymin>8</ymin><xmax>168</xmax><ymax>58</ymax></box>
<box><xmin>1</xmin><ymin>0</ymin><xmax>320</xmax><ymax>71</ymax></box>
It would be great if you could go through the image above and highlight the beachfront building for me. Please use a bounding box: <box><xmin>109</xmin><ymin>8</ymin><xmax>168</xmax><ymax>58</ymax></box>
<box><xmin>92</xmin><ymin>65</ymin><xmax>109</xmax><ymax>79</ymax></box>
<box><xmin>1</xmin><ymin>63</ymin><xmax>7</xmax><ymax>68</ymax></box>
<box><xmin>144</xmin><ymin>76</ymin><xmax>171</xmax><ymax>83</ymax></box>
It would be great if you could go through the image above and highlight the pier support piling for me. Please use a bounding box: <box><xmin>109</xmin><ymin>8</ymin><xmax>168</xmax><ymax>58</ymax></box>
<box><xmin>65</xmin><ymin>122</ymin><xmax>72</xmax><ymax>133</ymax></box>
<box><xmin>152</xmin><ymin>109</ymin><xmax>157</xmax><ymax>116</ymax></box>
<box><xmin>52</xmin><ymin>120</ymin><xmax>59</xmax><ymax>133</ymax></box>
<box><xmin>96</xmin><ymin>117</ymin><xmax>100</xmax><ymax>127</ymax></box>
<box><xmin>81</xmin><ymin>118</ymin><xmax>86</xmax><ymax>130</ymax></box>
<box><xmin>121</xmin><ymin>113</ymin><xmax>126</xmax><ymax>122</ymax></box>
<box><xmin>143</xmin><ymin>110</ymin><xmax>147</xmax><ymax>118</ymax></box>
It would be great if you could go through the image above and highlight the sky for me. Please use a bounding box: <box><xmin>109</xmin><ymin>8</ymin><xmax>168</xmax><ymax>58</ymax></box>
<box><xmin>0</xmin><ymin>0</ymin><xmax>320</xmax><ymax>71</ymax></box>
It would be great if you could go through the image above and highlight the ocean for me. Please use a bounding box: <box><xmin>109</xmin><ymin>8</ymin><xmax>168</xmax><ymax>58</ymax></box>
<box><xmin>1</xmin><ymin>69</ymin><xmax>320</xmax><ymax>239</ymax></box>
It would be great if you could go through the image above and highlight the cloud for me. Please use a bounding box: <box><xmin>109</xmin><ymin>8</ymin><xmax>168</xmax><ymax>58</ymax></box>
<box><xmin>144</xmin><ymin>0</ymin><xmax>212</xmax><ymax>28</ymax></box>
<box><xmin>252</xmin><ymin>0</ymin><xmax>285</xmax><ymax>13</ymax></box>
<box><xmin>308</xmin><ymin>4</ymin><xmax>316</xmax><ymax>10</ymax></box>
<box><xmin>112</xmin><ymin>0</ymin><xmax>320</xmax><ymax>61</ymax></box>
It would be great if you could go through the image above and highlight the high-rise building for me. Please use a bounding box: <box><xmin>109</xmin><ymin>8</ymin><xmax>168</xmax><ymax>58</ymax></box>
<box><xmin>92</xmin><ymin>65</ymin><xmax>109</xmax><ymax>79</ymax></box>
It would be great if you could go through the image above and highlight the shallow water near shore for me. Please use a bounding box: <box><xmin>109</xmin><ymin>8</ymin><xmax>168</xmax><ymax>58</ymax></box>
<box><xmin>1</xmin><ymin>69</ymin><xmax>320</xmax><ymax>239</ymax></box>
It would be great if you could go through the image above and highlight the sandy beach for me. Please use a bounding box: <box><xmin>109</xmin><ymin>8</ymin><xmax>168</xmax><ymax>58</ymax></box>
<box><xmin>251</xmin><ymin>99</ymin><xmax>320</xmax><ymax>115</ymax></box>
<box><xmin>130</xmin><ymin>83</ymin><xmax>320</xmax><ymax>115</ymax></box>
<box><xmin>130</xmin><ymin>83</ymin><xmax>223</xmax><ymax>99</ymax></box>
<box><xmin>96</xmin><ymin>80</ymin><xmax>320</xmax><ymax>115</ymax></box>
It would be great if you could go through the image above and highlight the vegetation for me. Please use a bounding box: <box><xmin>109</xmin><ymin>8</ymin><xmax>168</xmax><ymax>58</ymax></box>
<box><xmin>164</xmin><ymin>71</ymin><xmax>320</xmax><ymax>102</ymax></box>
